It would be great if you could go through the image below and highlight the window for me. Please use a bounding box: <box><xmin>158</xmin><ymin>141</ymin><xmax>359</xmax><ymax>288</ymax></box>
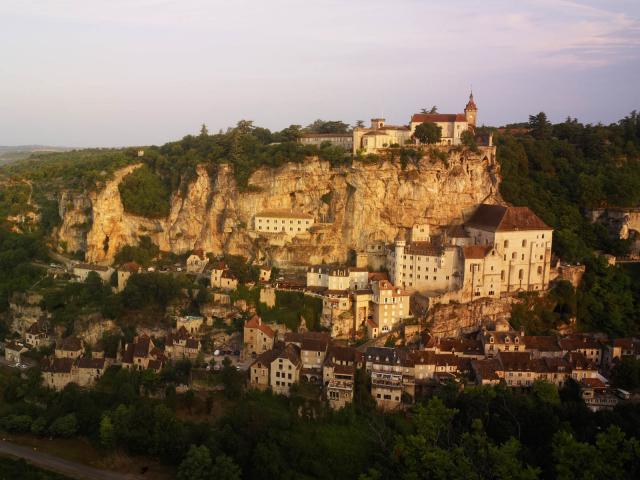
<box><xmin>504</xmin><ymin>240</ymin><xmax>509</xmax><ymax>248</ymax></box>
<box><xmin>518</xmin><ymin>269</ymin><xmax>524</xmax><ymax>280</ymax></box>
<box><xmin>512</xmin><ymin>252</ymin><xmax>517</xmax><ymax>260</ymax></box>
<box><xmin>522</xmin><ymin>239</ymin><xmax>527</xmax><ymax>247</ymax></box>
<box><xmin>537</xmin><ymin>266</ymin><xmax>543</xmax><ymax>275</ymax></box>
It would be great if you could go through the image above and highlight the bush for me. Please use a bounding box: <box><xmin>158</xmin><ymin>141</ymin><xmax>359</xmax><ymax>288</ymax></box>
<box><xmin>49</xmin><ymin>414</ymin><xmax>78</xmax><ymax>438</ymax></box>
<box><xmin>0</xmin><ymin>414</ymin><xmax>33</xmax><ymax>433</ymax></box>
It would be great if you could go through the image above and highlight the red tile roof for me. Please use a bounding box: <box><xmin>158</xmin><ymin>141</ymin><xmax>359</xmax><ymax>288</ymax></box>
<box><xmin>463</xmin><ymin>245</ymin><xmax>492</xmax><ymax>259</ymax></box>
<box><xmin>466</xmin><ymin>204</ymin><xmax>551</xmax><ymax>232</ymax></box>
<box><xmin>411</xmin><ymin>113</ymin><xmax>467</xmax><ymax>123</ymax></box>
<box><xmin>245</xmin><ymin>315</ymin><xmax>275</xmax><ymax>338</ymax></box>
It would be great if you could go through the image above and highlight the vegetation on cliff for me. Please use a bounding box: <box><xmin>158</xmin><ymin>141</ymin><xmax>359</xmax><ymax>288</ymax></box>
<box><xmin>118</xmin><ymin>164</ymin><xmax>171</xmax><ymax>218</ymax></box>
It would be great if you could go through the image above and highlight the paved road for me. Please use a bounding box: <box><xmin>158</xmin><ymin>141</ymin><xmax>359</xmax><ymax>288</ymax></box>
<box><xmin>0</xmin><ymin>440</ymin><xmax>141</xmax><ymax>480</ymax></box>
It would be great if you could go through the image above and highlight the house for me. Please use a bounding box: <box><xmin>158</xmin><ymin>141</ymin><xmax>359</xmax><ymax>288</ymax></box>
<box><xmin>186</xmin><ymin>249</ymin><xmax>209</xmax><ymax>274</ymax></box>
<box><xmin>243</xmin><ymin>315</ymin><xmax>275</xmax><ymax>359</ymax></box>
<box><xmin>523</xmin><ymin>336</ymin><xmax>562</xmax><ymax>358</ymax></box>
<box><xmin>607</xmin><ymin>338</ymin><xmax>640</xmax><ymax>367</ymax></box>
<box><xmin>117</xmin><ymin>262</ymin><xmax>141</xmax><ymax>292</ymax></box>
<box><xmin>4</xmin><ymin>341</ymin><xmax>28</xmax><ymax>363</ymax></box>
<box><xmin>54</xmin><ymin>337</ymin><xmax>83</xmax><ymax>359</ymax></box>
<box><xmin>560</xmin><ymin>334</ymin><xmax>603</xmax><ymax>366</ymax></box>
<box><xmin>352</xmin><ymin>118</ymin><xmax>412</xmax><ymax>154</ymax></box>
<box><xmin>299</xmin><ymin>336</ymin><xmax>329</xmax><ymax>384</ymax></box>
<box><xmin>369</xmin><ymin>280</ymin><xmax>410</xmax><ymax>336</ymax></box>
<box><xmin>270</xmin><ymin>344</ymin><xmax>302</xmax><ymax>396</ymax></box>
<box><xmin>497</xmin><ymin>351</ymin><xmax>538</xmax><ymax>388</ymax></box>
<box><xmin>24</xmin><ymin>320</ymin><xmax>51</xmax><ymax>348</ymax></box>
<box><xmin>254</xmin><ymin>210</ymin><xmax>314</xmax><ymax>235</ymax></box>
<box><xmin>471</xmin><ymin>358</ymin><xmax>502</xmax><ymax>385</ymax></box>
<box><xmin>323</xmin><ymin>345</ymin><xmax>361</xmax><ymax>409</ymax></box>
<box><xmin>480</xmin><ymin>321</ymin><xmax>526</xmax><ymax>357</ymax></box>
<box><xmin>567</xmin><ymin>351</ymin><xmax>599</xmax><ymax>382</ymax></box>
<box><xmin>41</xmin><ymin>358</ymin><xmax>76</xmax><ymax>390</ymax></box>
<box><xmin>76</xmin><ymin>357</ymin><xmax>106</xmax><ymax>387</ymax></box>
<box><xmin>249</xmin><ymin>348</ymin><xmax>281</xmax><ymax>391</ymax></box>
<box><xmin>220</xmin><ymin>270</ymin><xmax>238</xmax><ymax>290</ymax></box>
<box><xmin>72</xmin><ymin>263</ymin><xmax>113</xmax><ymax>283</ymax></box>
<box><xmin>121</xmin><ymin>335</ymin><xmax>165</xmax><ymax>372</ymax></box>
<box><xmin>165</xmin><ymin>327</ymin><xmax>201</xmax><ymax>360</ymax></box>
<box><xmin>580</xmin><ymin>378</ymin><xmax>619</xmax><ymax>412</ymax></box>
<box><xmin>365</xmin><ymin>347</ymin><xmax>412</xmax><ymax>410</ymax></box>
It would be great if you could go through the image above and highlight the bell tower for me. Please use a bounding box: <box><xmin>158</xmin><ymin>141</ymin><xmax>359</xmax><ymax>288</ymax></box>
<box><xmin>464</xmin><ymin>91</ymin><xmax>478</xmax><ymax>128</ymax></box>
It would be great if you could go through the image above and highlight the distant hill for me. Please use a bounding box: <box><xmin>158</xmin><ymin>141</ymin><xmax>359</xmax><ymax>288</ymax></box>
<box><xmin>0</xmin><ymin>145</ymin><xmax>72</xmax><ymax>165</ymax></box>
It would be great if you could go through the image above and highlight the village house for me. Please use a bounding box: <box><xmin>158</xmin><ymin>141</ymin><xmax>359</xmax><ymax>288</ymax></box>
<box><xmin>299</xmin><ymin>335</ymin><xmax>330</xmax><ymax>384</ymax></box>
<box><xmin>76</xmin><ymin>357</ymin><xmax>107</xmax><ymax>386</ymax></box>
<box><xmin>560</xmin><ymin>334</ymin><xmax>604</xmax><ymax>366</ymax></box>
<box><xmin>580</xmin><ymin>378</ymin><xmax>620</xmax><ymax>412</ymax></box>
<box><xmin>522</xmin><ymin>335</ymin><xmax>562</xmax><ymax>358</ymax></box>
<box><xmin>471</xmin><ymin>358</ymin><xmax>503</xmax><ymax>385</ymax></box>
<box><xmin>165</xmin><ymin>327</ymin><xmax>201</xmax><ymax>360</ymax></box>
<box><xmin>254</xmin><ymin>209</ymin><xmax>314</xmax><ymax>235</ymax></box>
<box><xmin>243</xmin><ymin>315</ymin><xmax>276</xmax><ymax>360</ymax></box>
<box><xmin>41</xmin><ymin>358</ymin><xmax>76</xmax><ymax>390</ymax></box>
<box><xmin>352</xmin><ymin>118</ymin><xmax>412</xmax><ymax>155</ymax></box>
<box><xmin>323</xmin><ymin>345</ymin><xmax>361</xmax><ymax>410</ymax></box>
<box><xmin>186</xmin><ymin>249</ymin><xmax>209</xmax><ymax>274</ymax></box>
<box><xmin>479</xmin><ymin>321</ymin><xmax>526</xmax><ymax>357</ymax></box>
<box><xmin>54</xmin><ymin>336</ymin><xmax>83</xmax><ymax>359</ymax></box>
<box><xmin>249</xmin><ymin>347</ymin><xmax>281</xmax><ymax>391</ymax></box>
<box><xmin>365</xmin><ymin>347</ymin><xmax>412</xmax><ymax>410</ymax></box>
<box><xmin>369</xmin><ymin>280</ymin><xmax>411</xmax><ymax>337</ymax></box>
<box><xmin>72</xmin><ymin>263</ymin><xmax>114</xmax><ymax>283</ymax></box>
<box><xmin>121</xmin><ymin>335</ymin><xmax>165</xmax><ymax>372</ymax></box>
<box><xmin>4</xmin><ymin>341</ymin><xmax>28</xmax><ymax>363</ymax></box>
<box><xmin>607</xmin><ymin>337</ymin><xmax>640</xmax><ymax>367</ymax></box>
<box><xmin>24</xmin><ymin>320</ymin><xmax>51</xmax><ymax>348</ymax></box>
<box><xmin>270</xmin><ymin>343</ymin><xmax>302</xmax><ymax>396</ymax></box>
<box><xmin>117</xmin><ymin>261</ymin><xmax>141</xmax><ymax>292</ymax></box>
<box><xmin>210</xmin><ymin>262</ymin><xmax>239</xmax><ymax>290</ymax></box>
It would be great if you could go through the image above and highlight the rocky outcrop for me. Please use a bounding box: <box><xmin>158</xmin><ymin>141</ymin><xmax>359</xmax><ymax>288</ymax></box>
<box><xmin>427</xmin><ymin>296</ymin><xmax>516</xmax><ymax>338</ymax></box>
<box><xmin>57</xmin><ymin>147</ymin><xmax>500</xmax><ymax>267</ymax></box>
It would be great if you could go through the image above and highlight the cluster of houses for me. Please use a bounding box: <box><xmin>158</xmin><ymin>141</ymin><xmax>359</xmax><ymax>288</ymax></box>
<box><xmin>245</xmin><ymin>314</ymin><xmax>639</xmax><ymax>411</ymax></box>
<box><xmin>37</xmin><ymin>317</ymin><xmax>204</xmax><ymax>391</ymax></box>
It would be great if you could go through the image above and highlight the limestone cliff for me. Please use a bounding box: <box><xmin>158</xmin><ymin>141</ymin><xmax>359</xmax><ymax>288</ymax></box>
<box><xmin>57</xmin><ymin>147</ymin><xmax>501</xmax><ymax>267</ymax></box>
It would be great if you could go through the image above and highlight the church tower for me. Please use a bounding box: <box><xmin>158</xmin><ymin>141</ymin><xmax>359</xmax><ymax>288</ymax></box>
<box><xmin>464</xmin><ymin>91</ymin><xmax>478</xmax><ymax>128</ymax></box>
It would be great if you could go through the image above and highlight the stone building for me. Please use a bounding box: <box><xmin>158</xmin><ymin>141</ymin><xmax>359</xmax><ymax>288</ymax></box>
<box><xmin>117</xmin><ymin>261</ymin><xmax>141</xmax><ymax>292</ymax></box>
<box><xmin>254</xmin><ymin>210</ymin><xmax>314</xmax><ymax>235</ymax></box>
<box><xmin>72</xmin><ymin>263</ymin><xmax>113</xmax><ymax>283</ymax></box>
<box><xmin>299</xmin><ymin>133</ymin><xmax>353</xmax><ymax>151</ymax></box>
<box><xmin>54</xmin><ymin>337</ymin><xmax>83</xmax><ymax>359</ymax></box>
<box><xmin>369</xmin><ymin>280</ymin><xmax>410</xmax><ymax>336</ymax></box>
<box><xmin>243</xmin><ymin>315</ymin><xmax>275</xmax><ymax>359</ymax></box>
<box><xmin>270</xmin><ymin>344</ymin><xmax>302</xmax><ymax>396</ymax></box>
<box><xmin>186</xmin><ymin>249</ymin><xmax>209</xmax><ymax>273</ymax></box>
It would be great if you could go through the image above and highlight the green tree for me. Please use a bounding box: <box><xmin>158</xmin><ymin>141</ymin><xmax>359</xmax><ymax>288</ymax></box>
<box><xmin>99</xmin><ymin>414</ymin><xmax>115</xmax><ymax>449</ymax></box>
<box><xmin>211</xmin><ymin>454</ymin><xmax>242</xmax><ymax>480</ymax></box>
<box><xmin>414</xmin><ymin>122</ymin><xmax>442</xmax><ymax>144</ymax></box>
<box><xmin>528</xmin><ymin>112</ymin><xmax>552</xmax><ymax>139</ymax></box>
<box><xmin>48</xmin><ymin>414</ymin><xmax>78</xmax><ymax>438</ymax></box>
<box><xmin>177</xmin><ymin>445</ymin><xmax>213</xmax><ymax>480</ymax></box>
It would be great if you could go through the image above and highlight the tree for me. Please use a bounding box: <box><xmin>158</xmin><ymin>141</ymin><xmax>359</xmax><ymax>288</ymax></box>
<box><xmin>177</xmin><ymin>445</ymin><xmax>212</xmax><ymax>480</ymax></box>
<box><xmin>99</xmin><ymin>414</ymin><xmax>115</xmax><ymax>449</ymax></box>
<box><xmin>461</xmin><ymin>130</ymin><xmax>479</xmax><ymax>152</ymax></box>
<box><xmin>531</xmin><ymin>380</ymin><xmax>560</xmax><ymax>406</ymax></box>
<box><xmin>420</xmin><ymin>106</ymin><xmax>438</xmax><ymax>114</ymax></box>
<box><xmin>305</xmin><ymin>119</ymin><xmax>350</xmax><ymax>134</ymax></box>
<box><xmin>220</xmin><ymin>357</ymin><xmax>243</xmax><ymax>399</ymax></box>
<box><xmin>528</xmin><ymin>112</ymin><xmax>552</xmax><ymax>139</ymax></box>
<box><xmin>355</xmin><ymin>120</ymin><xmax>365</xmax><ymax>128</ymax></box>
<box><xmin>49</xmin><ymin>414</ymin><xmax>78</xmax><ymax>438</ymax></box>
<box><xmin>199</xmin><ymin>124</ymin><xmax>209</xmax><ymax>137</ymax></box>
<box><xmin>611</xmin><ymin>356</ymin><xmax>640</xmax><ymax>390</ymax></box>
<box><xmin>414</xmin><ymin>122</ymin><xmax>442</xmax><ymax>144</ymax></box>
<box><xmin>211</xmin><ymin>454</ymin><xmax>242</xmax><ymax>480</ymax></box>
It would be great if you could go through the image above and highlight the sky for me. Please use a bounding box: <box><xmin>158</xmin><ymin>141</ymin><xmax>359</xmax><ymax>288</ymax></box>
<box><xmin>1</xmin><ymin>0</ymin><xmax>639</xmax><ymax>147</ymax></box>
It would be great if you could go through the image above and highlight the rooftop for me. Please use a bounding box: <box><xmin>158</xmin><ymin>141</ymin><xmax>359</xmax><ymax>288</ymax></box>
<box><xmin>466</xmin><ymin>204</ymin><xmax>551</xmax><ymax>232</ymax></box>
<box><xmin>256</xmin><ymin>209</ymin><xmax>314</xmax><ymax>220</ymax></box>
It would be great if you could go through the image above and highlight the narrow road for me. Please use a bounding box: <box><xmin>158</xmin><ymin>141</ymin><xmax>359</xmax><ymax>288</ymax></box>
<box><xmin>0</xmin><ymin>440</ymin><xmax>141</xmax><ymax>480</ymax></box>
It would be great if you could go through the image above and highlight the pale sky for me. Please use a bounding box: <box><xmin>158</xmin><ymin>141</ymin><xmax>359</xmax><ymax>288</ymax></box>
<box><xmin>1</xmin><ymin>0</ymin><xmax>639</xmax><ymax>147</ymax></box>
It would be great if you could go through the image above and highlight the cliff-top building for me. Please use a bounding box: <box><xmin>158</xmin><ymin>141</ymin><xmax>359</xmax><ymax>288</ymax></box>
<box><xmin>254</xmin><ymin>209</ymin><xmax>314</xmax><ymax>235</ymax></box>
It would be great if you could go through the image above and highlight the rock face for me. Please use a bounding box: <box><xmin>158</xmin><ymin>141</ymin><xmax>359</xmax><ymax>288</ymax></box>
<box><xmin>427</xmin><ymin>297</ymin><xmax>516</xmax><ymax>338</ymax></box>
<box><xmin>57</xmin><ymin>147</ymin><xmax>500</xmax><ymax>267</ymax></box>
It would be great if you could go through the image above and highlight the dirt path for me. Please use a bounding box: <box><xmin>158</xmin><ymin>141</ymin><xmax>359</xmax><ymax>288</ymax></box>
<box><xmin>0</xmin><ymin>440</ymin><xmax>143</xmax><ymax>480</ymax></box>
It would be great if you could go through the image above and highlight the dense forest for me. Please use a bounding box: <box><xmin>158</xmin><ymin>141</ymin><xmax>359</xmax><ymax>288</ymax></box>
<box><xmin>1</xmin><ymin>364</ymin><xmax>639</xmax><ymax>480</ymax></box>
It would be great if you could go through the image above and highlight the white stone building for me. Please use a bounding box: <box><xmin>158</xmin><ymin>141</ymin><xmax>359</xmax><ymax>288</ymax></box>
<box><xmin>254</xmin><ymin>210</ymin><xmax>314</xmax><ymax>235</ymax></box>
